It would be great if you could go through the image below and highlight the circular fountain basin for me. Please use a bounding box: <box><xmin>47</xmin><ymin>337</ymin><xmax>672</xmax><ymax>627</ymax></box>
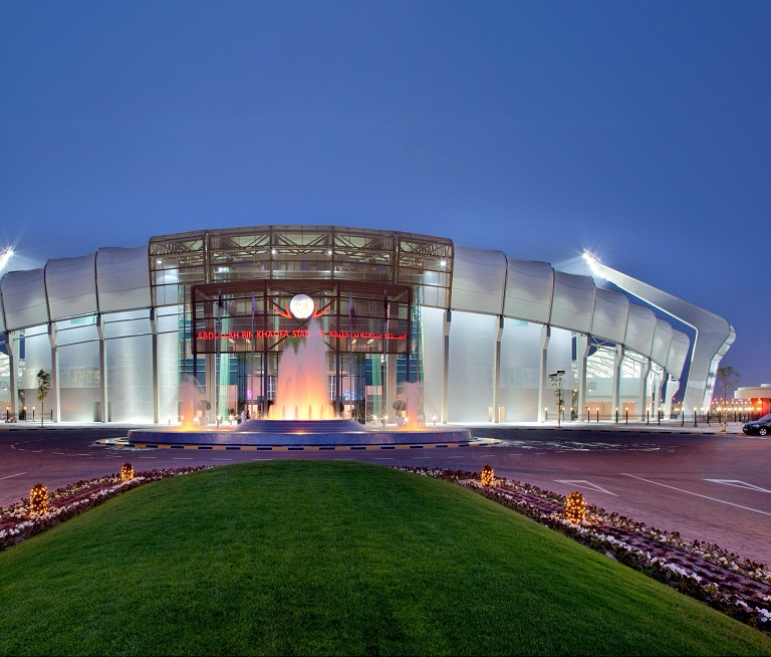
<box><xmin>126</xmin><ymin>419</ymin><xmax>472</xmax><ymax>447</ymax></box>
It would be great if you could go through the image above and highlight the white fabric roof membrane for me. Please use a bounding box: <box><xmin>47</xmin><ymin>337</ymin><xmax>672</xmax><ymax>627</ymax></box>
<box><xmin>624</xmin><ymin>304</ymin><xmax>657</xmax><ymax>358</ymax></box>
<box><xmin>0</xmin><ymin>267</ymin><xmax>48</xmax><ymax>331</ymax></box>
<box><xmin>0</xmin><ymin>234</ymin><xmax>693</xmax><ymax>380</ymax></box>
<box><xmin>96</xmin><ymin>246</ymin><xmax>151</xmax><ymax>313</ymax></box>
<box><xmin>590</xmin><ymin>287</ymin><xmax>629</xmax><ymax>345</ymax></box>
<box><xmin>549</xmin><ymin>271</ymin><xmax>596</xmax><ymax>334</ymax></box>
<box><xmin>450</xmin><ymin>245</ymin><xmax>506</xmax><ymax>315</ymax></box>
<box><xmin>46</xmin><ymin>253</ymin><xmax>98</xmax><ymax>321</ymax></box>
<box><xmin>651</xmin><ymin>318</ymin><xmax>674</xmax><ymax>370</ymax></box>
<box><xmin>503</xmin><ymin>258</ymin><xmax>553</xmax><ymax>324</ymax></box>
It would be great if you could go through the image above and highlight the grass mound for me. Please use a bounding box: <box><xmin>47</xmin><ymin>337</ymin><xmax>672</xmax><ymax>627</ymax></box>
<box><xmin>0</xmin><ymin>460</ymin><xmax>769</xmax><ymax>656</ymax></box>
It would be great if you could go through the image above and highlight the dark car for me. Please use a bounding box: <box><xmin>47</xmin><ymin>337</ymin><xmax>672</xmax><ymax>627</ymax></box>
<box><xmin>742</xmin><ymin>413</ymin><xmax>771</xmax><ymax>436</ymax></box>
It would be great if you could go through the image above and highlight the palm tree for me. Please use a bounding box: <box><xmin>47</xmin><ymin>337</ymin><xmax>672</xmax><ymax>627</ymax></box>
<box><xmin>36</xmin><ymin>370</ymin><xmax>51</xmax><ymax>427</ymax></box>
<box><xmin>716</xmin><ymin>366</ymin><xmax>740</xmax><ymax>430</ymax></box>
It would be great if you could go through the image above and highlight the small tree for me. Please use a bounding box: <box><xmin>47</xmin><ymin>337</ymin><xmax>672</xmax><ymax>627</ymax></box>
<box><xmin>549</xmin><ymin>370</ymin><xmax>566</xmax><ymax>427</ymax></box>
<box><xmin>36</xmin><ymin>370</ymin><xmax>51</xmax><ymax>427</ymax></box>
<box><xmin>716</xmin><ymin>366</ymin><xmax>740</xmax><ymax>428</ymax></box>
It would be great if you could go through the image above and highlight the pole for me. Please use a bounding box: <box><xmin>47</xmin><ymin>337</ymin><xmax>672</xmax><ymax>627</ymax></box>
<box><xmin>216</xmin><ymin>290</ymin><xmax>222</xmax><ymax>428</ymax></box>
<box><xmin>382</xmin><ymin>290</ymin><xmax>387</xmax><ymax>422</ymax></box>
<box><xmin>349</xmin><ymin>292</ymin><xmax>355</xmax><ymax>422</ymax></box>
<box><xmin>251</xmin><ymin>293</ymin><xmax>257</xmax><ymax>418</ymax></box>
<box><xmin>262</xmin><ymin>288</ymin><xmax>269</xmax><ymax>417</ymax></box>
<box><xmin>182</xmin><ymin>285</ymin><xmax>187</xmax><ymax>381</ymax></box>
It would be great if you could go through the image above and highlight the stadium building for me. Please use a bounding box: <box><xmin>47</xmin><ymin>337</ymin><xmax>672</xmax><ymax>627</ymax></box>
<box><xmin>0</xmin><ymin>225</ymin><xmax>734</xmax><ymax>425</ymax></box>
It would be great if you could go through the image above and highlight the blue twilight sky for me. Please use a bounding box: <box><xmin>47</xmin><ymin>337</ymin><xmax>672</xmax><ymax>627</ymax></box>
<box><xmin>1</xmin><ymin>1</ymin><xmax>770</xmax><ymax>388</ymax></box>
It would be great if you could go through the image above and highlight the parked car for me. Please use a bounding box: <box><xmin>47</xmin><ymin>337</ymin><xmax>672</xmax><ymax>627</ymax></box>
<box><xmin>742</xmin><ymin>414</ymin><xmax>771</xmax><ymax>436</ymax></box>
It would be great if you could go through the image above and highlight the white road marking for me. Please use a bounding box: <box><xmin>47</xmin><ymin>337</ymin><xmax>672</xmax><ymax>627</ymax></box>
<box><xmin>374</xmin><ymin>458</ymin><xmax>393</xmax><ymax>460</ymax></box>
<box><xmin>622</xmin><ymin>473</ymin><xmax>771</xmax><ymax>517</ymax></box>
<box><xmin>0</xmin><ymin>472</ymin><xmax>26</xmax><ymax>480</ymax></box>
<box><xmin>704</xmin><ymin>479</ymin><xmax>771</xmax><ymax>494</ymax></box>
<box><xmin>173</xmin><ymin>457</ymin><xmax>194</xmax><ymax>460</ymax></box>
<box><xmin>554</xmin><ymin>479</ymin><xmax>617</xmax><ymax>496</ymax></box>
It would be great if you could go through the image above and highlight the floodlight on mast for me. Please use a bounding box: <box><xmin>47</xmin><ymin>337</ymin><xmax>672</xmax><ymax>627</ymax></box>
<box><xmin>0</xmin><ymin>245</ymin><xmax>13</xmax><ymax>274</ymax></box>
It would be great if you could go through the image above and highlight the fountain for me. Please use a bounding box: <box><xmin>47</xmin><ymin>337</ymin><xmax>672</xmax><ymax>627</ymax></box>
<box><xmin>268</xmin><ymin>318</ymin><xmax>333</xmax><ymax>420</ymax></box>
<box><xmin>124</xmin><ymin>319</ymin><xmax>472</xmax><ymax>447</ymax></box>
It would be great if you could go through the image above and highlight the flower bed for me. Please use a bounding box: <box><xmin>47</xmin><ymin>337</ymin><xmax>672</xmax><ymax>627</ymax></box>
<box><xmin>0</xmin><ymin>467</ymin><xmax>207</xmax><ymax>554</ymax></box>
<box><xmin>400</xmin><ymin>466</ymin><xmax>771</xmax><ymax>632</ymax></box>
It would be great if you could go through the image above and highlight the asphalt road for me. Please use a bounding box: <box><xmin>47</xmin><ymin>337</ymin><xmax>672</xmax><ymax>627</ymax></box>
<box><xmin>2</xmin><ymin>424</ymin><xmax>769</xmax><ymax>565</ymax></box>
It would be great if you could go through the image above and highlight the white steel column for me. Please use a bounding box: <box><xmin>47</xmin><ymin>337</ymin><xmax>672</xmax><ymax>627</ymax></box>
<box><xmin>639</xmin><ymin>358</ymin><xmax>651</xmax><ymax>420</ymax></box>
<box><xmin>48</xmin><ymin>324</ymin><xmax>60</xmax><ymax>423</ymax></box>
<box><xmin>611</xmin><ymin>345</ymin><xmax>625</xmax><ymax>419</ymax></box>
<box><xmin>150</xmin><ymin>308</ymin><xmax>159</xmax><ymax>424</ymax></box>
<box><xmin>441</xmin><ymin>310</ymin><xmax>451</xmax><ymax>424</ymax></box>
<box><xmin>6</xmin><ymin>332</ymin><xmax>17</xmax><ymax>418</ymax></box>
<box><xmin>537</xmin><ymin>325</ymin><xmax>550</xmax><ymax>423</ymax></box>
<box><xmin>576</xmin><ymin>334</ymin><xmax>590</xmax><ymax>420</ymax></box>
<box><xmin>97</xmin><ymin>315</ymin><xmax>108</xmax><ymax>423</ymax></box>
<box><xmin>492</xmin><ymin>316</ymin><xmax>503</xmax><ymax>423</ymax></box>
<box><xmin>653</xmin><ymin>369</ymin><xmax>665</xmax><ymax>419</ymax></box>
<box><xmin>663</xmin><ymin>376</ymin><xmax>679</xmax><ymax>419</ymax></box>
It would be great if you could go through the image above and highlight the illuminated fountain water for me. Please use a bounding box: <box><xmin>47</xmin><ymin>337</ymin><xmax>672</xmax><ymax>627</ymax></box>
<box><xmin>125</xmin><ymin>319</ymin><xmax>472</xmax><ymax>446</ymax></box>
<box><xmin>269</xmin><ymin>319</ymin><xmax>333</xmax><ymax>420</ymax></box>
<box><xmin>177</xmin><ymin>375</ymin><xmax>208</xmax><ymax>428</ymax></box>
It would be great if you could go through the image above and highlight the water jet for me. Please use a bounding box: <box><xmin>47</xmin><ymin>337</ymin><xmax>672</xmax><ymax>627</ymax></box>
<box><xmin>126</xmin><ymin>319</ymin><xmax>471</xmax><ymax>447</ymax></box>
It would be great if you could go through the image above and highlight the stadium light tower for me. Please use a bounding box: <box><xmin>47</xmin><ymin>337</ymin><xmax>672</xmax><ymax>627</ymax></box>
<box><xmin>582</xmin><ymin>249</ymin><xmax>735</xmax><ymax>413</ymax></box>
<box><xmin>0</xmin><ymin>245</ymin><xmax>13</xmax><ymax>274</ymax></box>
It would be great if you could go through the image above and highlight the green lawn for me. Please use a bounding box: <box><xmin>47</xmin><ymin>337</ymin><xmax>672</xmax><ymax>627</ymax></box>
<box><xmin>0</xmin><ymin>460</ymin><xmax>769</xmax><ymax>656</ymax></box>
